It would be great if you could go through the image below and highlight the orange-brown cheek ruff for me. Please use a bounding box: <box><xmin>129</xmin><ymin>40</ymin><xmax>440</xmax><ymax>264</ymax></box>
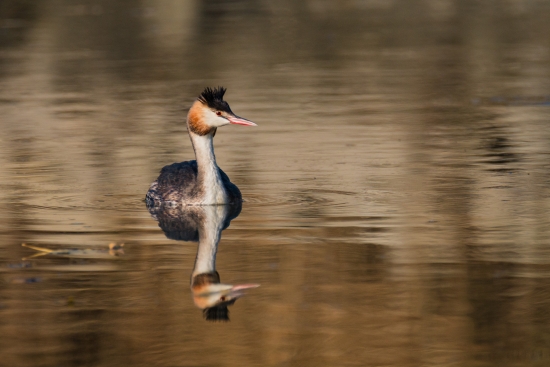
<box><xmin>187</xmin><ymin>102</ymin><xmax>216</xmax><ymax>136</ymax></box>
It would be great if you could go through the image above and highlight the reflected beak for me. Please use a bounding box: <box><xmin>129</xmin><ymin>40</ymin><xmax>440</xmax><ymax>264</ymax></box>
<box><xmin>227</xmin><ymin>283</ymin><xmax>260</xmax><ymax>297</ymax></box>
<box><xmin>231</xmin><ymin>284</ymin><xmax>260</xmax><ymax>293</ymax></box>
<box><xmin>193</xmin><ymin>283</ymin><xmax>260</xmax><ymax>309</ymax></box>
<box><xmin>227</xmin><ymin>115</ymin><xmax>257</xmax><ymax>126</ymax></box>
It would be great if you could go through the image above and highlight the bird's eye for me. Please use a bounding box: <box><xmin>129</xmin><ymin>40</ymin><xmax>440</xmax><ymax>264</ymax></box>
<box><xmin>220</xmin><ymin>296</ymin><xmax>226</xmax><ymax>301</ymax></box>
<box><xmin>216</xmin><ymin>111</ymin><xmax>222</xmax><ymax>116</ymax></box>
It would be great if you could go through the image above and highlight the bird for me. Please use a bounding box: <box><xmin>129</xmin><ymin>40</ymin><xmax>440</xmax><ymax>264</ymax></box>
<box><xmin>146</xmin><ymin>87</ymin><xmax>256</xmax><ymax>207</ymax></box>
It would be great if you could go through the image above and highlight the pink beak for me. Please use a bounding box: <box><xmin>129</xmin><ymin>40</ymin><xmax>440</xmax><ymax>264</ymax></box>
<box><xmin>228</xmin><ymin>283</ymin><xmax>260</xmax><ymax>298</ymax></box>
<box><xmin>227</xmin><ymin>115</ymin><xmax>257</xmax><ymax>126</ymax></box>
<box><xmin>231</xmin><ymin>284</ymin><xmax>260</xmax><ymax>292</ymax></box>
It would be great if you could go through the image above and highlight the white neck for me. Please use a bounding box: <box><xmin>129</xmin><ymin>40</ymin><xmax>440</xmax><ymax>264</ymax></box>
<box><xmin>191</xmin><ymin>206</ymin><xmax>228</xmax><ymax>277</ymax></box>
<box><xmin>189</xmin><ymin>131</ymin><xmax>228</xmax><ymax>205</ymax></box>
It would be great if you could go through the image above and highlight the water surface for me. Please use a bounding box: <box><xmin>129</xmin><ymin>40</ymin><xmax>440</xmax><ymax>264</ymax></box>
<box><xmin>1</xmin><ymin>1</ymin><xmax>550</xmax><ymax>366</ymax></box>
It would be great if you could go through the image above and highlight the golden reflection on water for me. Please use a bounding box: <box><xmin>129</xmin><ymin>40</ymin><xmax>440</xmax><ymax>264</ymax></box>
<box><xmin>1</xmin><ymin>1</ymin><xmax>550</xmax><ymax>366</ymax></box>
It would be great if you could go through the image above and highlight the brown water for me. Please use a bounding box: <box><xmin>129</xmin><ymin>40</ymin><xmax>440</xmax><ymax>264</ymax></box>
<box><xmin>2</xmin><ymin>1</ymin><xmax>550</xmax><ymax>366</ymax></box>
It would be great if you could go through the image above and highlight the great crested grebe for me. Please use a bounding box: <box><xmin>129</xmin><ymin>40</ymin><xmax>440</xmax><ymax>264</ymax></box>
<box><xmin>146</xmin><ymin>87</ymin><xmax>256</xmax><ymax>207</ymax></box>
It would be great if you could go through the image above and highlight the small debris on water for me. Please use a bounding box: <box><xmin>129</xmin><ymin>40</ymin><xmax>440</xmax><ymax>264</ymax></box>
<box><xmin>21</xmin><ymin>242</ymin><xmax>125</xmax><ymax>260</ymax></box>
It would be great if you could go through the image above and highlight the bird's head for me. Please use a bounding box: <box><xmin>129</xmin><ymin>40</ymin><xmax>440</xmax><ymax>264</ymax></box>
<box><xmin>191</xmin><ymin>272</ymin><xmax>259</xmax><ymax>321</ymax></box>
<box><xmin>187</xmin><ymin>87</ymin><xmax>257</xmax><ymax>136</ymax></box>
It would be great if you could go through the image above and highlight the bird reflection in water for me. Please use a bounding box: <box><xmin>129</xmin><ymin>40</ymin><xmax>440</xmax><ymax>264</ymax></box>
<box><xmin>147</xmin><ymin>202</ymin><xmax>259</xmax><ymax>321</ymax></box>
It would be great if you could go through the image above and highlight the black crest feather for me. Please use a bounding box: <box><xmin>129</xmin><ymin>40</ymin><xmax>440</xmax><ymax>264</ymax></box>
<box><xmin>198</xmin><ymin>87</ymin><xmax>232</xmax><ymax>112</ymax></box>
<box><xmin>203</xmin><ymin>299</ymin><xmax>237</xmax><ymax>322</ymax></box>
